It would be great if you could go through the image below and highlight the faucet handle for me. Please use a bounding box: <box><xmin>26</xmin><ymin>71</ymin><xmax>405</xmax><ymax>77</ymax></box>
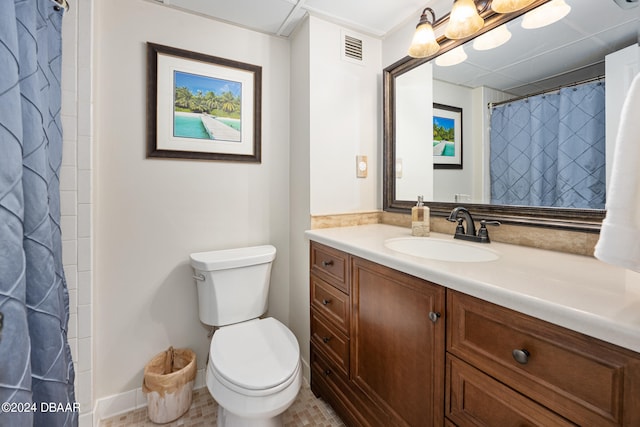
<box><xmin>477</xmin><ymin>220</ymin><xmax>500</xmax><ymax>242</ymax></box>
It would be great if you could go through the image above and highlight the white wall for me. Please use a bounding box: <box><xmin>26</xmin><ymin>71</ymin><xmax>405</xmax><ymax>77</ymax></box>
<box><xmin>432</xmin><ymin>80</ymin><xmax>476</xmax><ymax>202</ymax></box>
<box><xmin>61</xmin><ymin>1</ymin><xmax>94</xmax><ymax>425</ymax></box>
<box><xmin>94</xmin><ymin>0</ymin><xmax>290</xmax><ymax>400</ymax></box>
<box><xmin>308</xmin><ymin>17</ymin><xmax>382</xmax><ymax>215</ymax></box>
<box><xmin>289</xmin><ymin>18</ymin><xmax>312</xmax><ymax>378</ymax></box>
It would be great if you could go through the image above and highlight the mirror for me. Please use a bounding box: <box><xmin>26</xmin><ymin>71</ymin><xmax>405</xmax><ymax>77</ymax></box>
<box><xmin>384</xmin><ymin>0</ymin><xmax>639</xmax><ymax>230</ymax></box>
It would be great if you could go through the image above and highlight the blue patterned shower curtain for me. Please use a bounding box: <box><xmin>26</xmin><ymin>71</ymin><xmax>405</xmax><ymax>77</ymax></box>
<box><xmin>0</xmin><ymin>1</ymin><xmax>77</xmax><ymax>426</ymax></box>
<box><xmin>490</xmin><ymin>81</ymin><xmax>606</xmax><ymax>209</ymax></box>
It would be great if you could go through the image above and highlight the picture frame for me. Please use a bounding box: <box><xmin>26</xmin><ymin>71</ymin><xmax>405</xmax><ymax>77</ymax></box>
<box><xmin>146</xmin><ymin>43</ymin><xmax>262</xmax><ymax>162</ymax></box>
<box><xmin>432</xmin><ymin>103</ymin><xmax>462</xmax><ymax>169</ymax></box>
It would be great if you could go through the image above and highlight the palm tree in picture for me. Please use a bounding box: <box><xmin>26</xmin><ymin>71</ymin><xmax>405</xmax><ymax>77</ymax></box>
<box><xmin>203</xmin><ymin>91</ymin><xmax>219</xmax><ymax>114</ymax></box>
<box><xmin>221</xmin><ymin>91</ymin><xmax>239</xmax><ymax>116</ymax></box>
<box><xmin>175</xmin><ymin>86</ymin><xmax>193</xmax><ymax>110</ymax></box>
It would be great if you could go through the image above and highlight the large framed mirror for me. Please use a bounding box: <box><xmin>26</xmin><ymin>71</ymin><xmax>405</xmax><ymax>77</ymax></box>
<box><xmin>384</xmin><ymin>0</ymin><xmax>639</xmax><ymax>231</ymax></box>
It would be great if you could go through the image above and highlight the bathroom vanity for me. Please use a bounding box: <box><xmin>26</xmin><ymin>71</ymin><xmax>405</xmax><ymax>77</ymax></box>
<box><xmin>306</xmin><ymin>224</ymin><xmax>640</xmax><ymax>426</ymax></box>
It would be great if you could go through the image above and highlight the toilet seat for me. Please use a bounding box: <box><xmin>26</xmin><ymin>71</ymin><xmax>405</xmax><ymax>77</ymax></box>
<box><xmin>210</xmin><ymin>318</ymin><xmax>300</xmax><ymax>396</ymax></box>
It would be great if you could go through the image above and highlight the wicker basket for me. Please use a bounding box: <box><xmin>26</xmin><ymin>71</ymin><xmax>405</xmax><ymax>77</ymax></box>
<box><xmin>143</xmin><ymin>347</ymin><xmax>196</xmax><ymax>424</ymax></box>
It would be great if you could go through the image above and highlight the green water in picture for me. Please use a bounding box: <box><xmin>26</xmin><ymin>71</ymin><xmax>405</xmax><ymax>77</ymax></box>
<box><xmin>174</xmin><ymin>114</ymin><xmax>209</xmax><ymax>139</ymax></box>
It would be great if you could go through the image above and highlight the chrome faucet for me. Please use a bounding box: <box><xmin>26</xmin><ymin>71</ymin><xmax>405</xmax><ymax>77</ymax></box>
<box><xmin>447</xmin><ymin>206</ymin><xmax>500</xmax><ymax>243</ymax></box>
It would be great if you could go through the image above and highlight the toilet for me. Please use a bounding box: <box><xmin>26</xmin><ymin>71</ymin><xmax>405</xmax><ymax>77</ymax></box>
<box><xmin>190</xmin><ymin>245</ymin><xmax>301</xmax><ymax>427</ymax></box>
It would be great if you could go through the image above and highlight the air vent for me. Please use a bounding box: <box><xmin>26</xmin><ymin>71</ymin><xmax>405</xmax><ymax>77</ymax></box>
<box><xmin>341</xmin><ymin>31</ymin><xmax>364</xmax><ymax>65</ymax></box>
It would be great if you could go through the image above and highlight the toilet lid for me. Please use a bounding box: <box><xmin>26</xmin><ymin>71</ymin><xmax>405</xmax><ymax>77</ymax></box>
<box><xmin>211</xmin><ymin>318</ymin><xmax>300</xmax><ymax>391</ymax></box>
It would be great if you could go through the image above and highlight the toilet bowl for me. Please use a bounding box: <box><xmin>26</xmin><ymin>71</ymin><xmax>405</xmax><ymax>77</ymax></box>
<box><xmin>190</xmin><ymin>245</ymin><xmax>301</xmax><ymax>427</ymax></box>
<box><xmin>207</xmin><ymin>318</ymin><xmax>301</xmax><ymax>426</ymax></box>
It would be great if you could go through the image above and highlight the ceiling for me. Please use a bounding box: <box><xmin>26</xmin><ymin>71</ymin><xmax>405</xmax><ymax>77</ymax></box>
<box><xmin>149</xmin><ymin>0</ymin><xmax>449</xmax><ymax>38</ymax></box>
<box><xmin>152</xmin><ymin>0</ymin><xmax>638</xmax><ymax>94</ymax></box>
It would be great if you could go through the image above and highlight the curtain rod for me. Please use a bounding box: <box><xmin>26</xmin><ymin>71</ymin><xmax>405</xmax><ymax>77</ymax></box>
<box><xmin>489</xmin><ymin>75</ymin><xmax>605</xmax><ymax>109</ymax></box>
<box><xmin>53</xmin><ymin>0</ymin><xmax>70</xmax><ymax>12</ymax></box>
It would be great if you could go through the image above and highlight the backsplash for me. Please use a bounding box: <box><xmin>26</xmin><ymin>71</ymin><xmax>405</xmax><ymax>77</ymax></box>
<box><xmin>311</xmin><ymin>211</ymin><xmax>598</xmax><ymax>257</ymax></box>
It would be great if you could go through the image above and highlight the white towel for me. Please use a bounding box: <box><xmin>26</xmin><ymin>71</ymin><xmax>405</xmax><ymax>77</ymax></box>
<box><xmin>594</xmin><ymin>72</ymin><xmax>640</xmax><ymax>272</ymax></box>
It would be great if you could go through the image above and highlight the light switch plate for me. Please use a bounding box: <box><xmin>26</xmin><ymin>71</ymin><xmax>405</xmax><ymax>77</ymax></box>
<box><xmin>356</xmin><ymin>155</ymin><xmax>368</xmax><ymax>178</ymax></box>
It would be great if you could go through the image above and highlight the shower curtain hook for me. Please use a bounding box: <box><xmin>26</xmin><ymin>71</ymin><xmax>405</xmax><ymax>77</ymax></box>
<box><xmin>51</xmin><ymin>0</ymin><xmax>70</xmax><ymax>13</ymax></box>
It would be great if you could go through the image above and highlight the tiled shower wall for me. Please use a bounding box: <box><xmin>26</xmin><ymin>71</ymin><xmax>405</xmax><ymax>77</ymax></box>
<box><xmin>61</xmin><ymin>1</ymin><xmax>94</xmax><ymax>426</ymax></box>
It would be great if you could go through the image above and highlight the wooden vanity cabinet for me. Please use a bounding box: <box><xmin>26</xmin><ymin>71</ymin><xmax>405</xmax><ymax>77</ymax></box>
<box><xmin>309</xmin><ymin>242</ymin><xmax>446</xmax><ymax>426</ymax></box>
<box><xmin>446</xmin><ymin>290</ymin><xmax>640</xmax><ymax>427</ymax></box>
<box><xmin>309</xmin><ymin>242</ymin><xmax>640</xmax><ymax>427</ymax></box>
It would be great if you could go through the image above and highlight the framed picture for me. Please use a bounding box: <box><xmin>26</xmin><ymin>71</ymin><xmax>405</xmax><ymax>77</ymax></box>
<box><xmin>147</xmin><ymin>43</ymin><xmax>262</xmax><ymax>162</ymax></box>
<box><xmin>432</xmin><ymin>103</ymin><xmax>462</xmax><ymax>169</ymax></box>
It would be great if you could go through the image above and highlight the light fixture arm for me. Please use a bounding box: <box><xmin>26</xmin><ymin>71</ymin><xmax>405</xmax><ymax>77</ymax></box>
<box><xmin>417</xmin><ymin>7</ymin><xmax>436</xmax><ymax>27</ymax></box>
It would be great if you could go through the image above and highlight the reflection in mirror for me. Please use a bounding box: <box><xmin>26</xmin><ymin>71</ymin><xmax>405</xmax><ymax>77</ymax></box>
<box><xmin>384</xmin><ymin>0</ymin><xmax>639</xmax><ymax>229</ymax></box>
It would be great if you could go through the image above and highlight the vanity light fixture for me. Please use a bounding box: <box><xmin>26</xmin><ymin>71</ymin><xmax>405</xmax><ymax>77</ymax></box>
<box><xmin>490</xmin><ymin>0</ymin><xmax>536</xmax><ymax>13</ymax></box>
<box><xmin>521</xmin><ymin>0</ymin><xmax>571</xmax><ymax>29</ymax></box>
<box><xmin>435</xmin><ymin>45</ymin><xmax>468</xmax><ymax>66</ymax></box>
<box><xmin>445</xmin><ymin>0</ymin><xmax>485</xmax><ymax>40</ymax></box>
<box><xmin>472</xmin><ymin>23</ymin><xmax>512</xmax><ymax>50</ymax></box>
<box><xmin>408</xmin><ymin>7</ymin><xmax>440</xmax><ymax>58</ymax></box>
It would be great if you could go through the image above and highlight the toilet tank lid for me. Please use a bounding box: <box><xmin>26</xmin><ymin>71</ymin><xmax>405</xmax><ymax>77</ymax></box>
<box><xmin>190</xmin><ymin>245</ymin><xmax>276</xmax><ymax>271</ymax></box>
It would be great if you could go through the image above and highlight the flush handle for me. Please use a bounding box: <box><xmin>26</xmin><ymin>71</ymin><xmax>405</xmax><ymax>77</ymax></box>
<box><xmin>512</xmin><ymin>348</ymin><xmax>530</xmax><ymax>365</ymax></box>
<box><xmin>192</xmin><ymin>273</ymin><xmax>205</xmax><ymax>282</ymax></box>
<box><xmin>321</xmin><ymin>260</ymin><xmax>334</xmax><ymax>267</ymax></box>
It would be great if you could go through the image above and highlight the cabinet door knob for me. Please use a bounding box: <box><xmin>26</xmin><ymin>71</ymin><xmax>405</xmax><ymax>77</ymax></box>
<box><xmin>324</xmin><ymin>369</ymin><xmax>332</xmax><ymax>376</ymax></box>
<box><xmin>322</xmin><ymin>299</ymin><xmax>332</xmax><ymax>306</ymax></box>
<box><xmin>322</xmin><ymin>336</ymin><xmax>331</xmax><ymax>343</ymax></box>
<box><xmin>512</xmin><ymin>348</ymin><xmax>530</xmax><ymax>364</ymax></box>
<box><xmin>428</xmin><ymin>311</ymin><xmax>441</xmax><ymax>323</ymax></box>
<box><xmin>322</xmin><ymin>260</ymin><xmax>334</xmax><ymax>267</ymax></box>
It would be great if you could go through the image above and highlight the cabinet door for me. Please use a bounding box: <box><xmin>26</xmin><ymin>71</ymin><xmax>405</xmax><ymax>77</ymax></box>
<box><xmin>351</xmin><ymin>256</ymin><xmax>445</xmax><ymax>427</ymax></box>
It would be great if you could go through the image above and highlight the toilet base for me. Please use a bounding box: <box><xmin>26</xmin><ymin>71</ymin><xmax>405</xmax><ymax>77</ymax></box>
<box><xmin>218</xmin><ymin>406</ymin><xmax>282</xmax><ymax>427</ymax></box>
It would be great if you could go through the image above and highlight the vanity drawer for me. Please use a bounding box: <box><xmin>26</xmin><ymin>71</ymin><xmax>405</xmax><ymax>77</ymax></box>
<box><xmin>310</xmin><ymin>275</ymin><xmax>349</xmax><ymax>334</ymax></box>
<box><xmin>311</xmin><ymin>309</ymin><xmax>349</xmax><ymax>375</ymax></box>
<box><xmin>446</xmin><ymin>354</ymin><xmax>575</xmax><ymax>427</ymax></box>
<box><xmin>310</xmin><ymin>242</ymin><xmax>349</xmax><ymax>293</ymax></box>
<box><xmin>448</xmin><ymin>290</ymin><xmax>640</xmax><ymax>427</ymax></box>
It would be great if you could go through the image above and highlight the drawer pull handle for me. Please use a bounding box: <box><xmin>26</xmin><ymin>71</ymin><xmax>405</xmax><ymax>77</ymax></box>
<box><xmin>322</xmin><ymin>260</ymin><xmax>334</xmax><ymax>267</ymax></box>
<box><xmin>428</xmin><ymin>311</ymin><xmax>441</xmax><ymax>323</ymax></box>
<box><xmin>512</xmin><ymin>348</ymin><xmax>530</xmax><ymax>365</ymax></box>
<box><xmin>322</xmin><ymin>299</ymin><xmax>332</xmax><ymax>306</ymax></box>
<box><xmin>324</xmin><ymin>369</ymin><xmax>332</xmax><ymax>376</ymax></box>
<box><xmin>322</xmin><ymin>336</ymin><xmax>331</xmax><ymax>343</ymax></box>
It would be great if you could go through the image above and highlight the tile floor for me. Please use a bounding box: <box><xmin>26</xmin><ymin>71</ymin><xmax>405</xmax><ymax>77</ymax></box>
<box><xmin>100</xmin><ymin>380</ymin><xmax>345</xmax><ymax>426</ymax></box>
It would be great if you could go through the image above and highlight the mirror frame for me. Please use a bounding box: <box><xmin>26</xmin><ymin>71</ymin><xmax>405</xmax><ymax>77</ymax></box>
<box><xmin>383</xmin><ymin>0</ymin><xmax>605</xmax><ymax>232</ymax></box>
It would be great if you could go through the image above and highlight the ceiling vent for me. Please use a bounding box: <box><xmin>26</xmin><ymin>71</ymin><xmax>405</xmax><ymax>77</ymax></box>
<box><xmin>342</xmin><ymin>31</ymin><xmax>364</xmax><ymax>65</ymax></box>
<box><xmin>612</xmin><ymin>0</ymin><xmax>638</xmax><ymax>9</ymax></box>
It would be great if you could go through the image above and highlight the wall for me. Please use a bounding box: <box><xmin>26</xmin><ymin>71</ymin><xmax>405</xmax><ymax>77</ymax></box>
<box><xmin>93</xmin><ymin>0</ymin><xmax>290</xmax><ymax>405</ymax></box>
<box><xmin>308</xmin><ymin>17</ymin><xmax>382</xmax><ymax>215</ymax></box>
<box><xmin>289</xmin><ymin>18</ymin><xmax>312</xmax><ymax>378</ymax></box>
<box><xmin>432</xmin><ymin>80</ymin><xmax>476</xmax><ymax>202</ymax></box>
<box><xmin>61</xmin><ymin>1</ymin><xmax>94</xmax><ymax>425</ymax></box>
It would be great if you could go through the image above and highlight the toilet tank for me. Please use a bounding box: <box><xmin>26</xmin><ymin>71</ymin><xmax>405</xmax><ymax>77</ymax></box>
<box><xmin>190</xmin><ymin>245</ymin><xmax>276</xmax><ymax>327</ymax></box>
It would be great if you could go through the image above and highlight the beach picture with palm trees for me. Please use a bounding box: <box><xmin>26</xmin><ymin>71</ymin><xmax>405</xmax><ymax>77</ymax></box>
<box><xmin>432</xmin><ymin>103</ymin><xmax>463</xmax><ymax>169</ymax></box>
<box><xmin>147</xmin><ymin>43</ymin><xmax>262</xmax><ymax>162</ymax></box>
<box><xmin>174</xmin><ymin>71</ymin><xmax>242</xmax><ymax>142</ymax></box>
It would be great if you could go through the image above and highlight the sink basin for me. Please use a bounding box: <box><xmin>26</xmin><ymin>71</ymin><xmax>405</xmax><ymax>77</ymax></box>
<box><xmin>384</xmin><ymin>237</ymin><xmax>500</xmax><ymax>262</ymax></box>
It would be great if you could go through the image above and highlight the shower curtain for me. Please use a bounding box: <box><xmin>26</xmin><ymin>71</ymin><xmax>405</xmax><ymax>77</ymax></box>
<box><xmin>490</xmin><ymin>81</ymin><xmax>606</xmax><ymax>209</ymax></box>
<box><xmin>0</xmin><ymin>1</ymin><xmax>77</xmax><ymax>426</ymax></box>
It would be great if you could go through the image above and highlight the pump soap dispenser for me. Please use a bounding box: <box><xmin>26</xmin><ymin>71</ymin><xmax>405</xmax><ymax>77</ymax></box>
<box><xmin>411</xmin><ymin>196</ymin><xmax>430</xmax><ymax>237</ymax></box>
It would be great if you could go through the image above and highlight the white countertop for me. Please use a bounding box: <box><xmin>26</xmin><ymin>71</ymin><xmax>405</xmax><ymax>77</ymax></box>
<box><xmin>305</xmin><ymin>224</ymin><xmax>640</xmax><ymax>353</ymax></box>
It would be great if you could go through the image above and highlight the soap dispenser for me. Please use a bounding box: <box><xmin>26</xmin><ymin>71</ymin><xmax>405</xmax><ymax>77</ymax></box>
<box><xmin>411</xmin><ymin>196</ymin><xmax>430</xmax><ymax>237</ymax></box>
